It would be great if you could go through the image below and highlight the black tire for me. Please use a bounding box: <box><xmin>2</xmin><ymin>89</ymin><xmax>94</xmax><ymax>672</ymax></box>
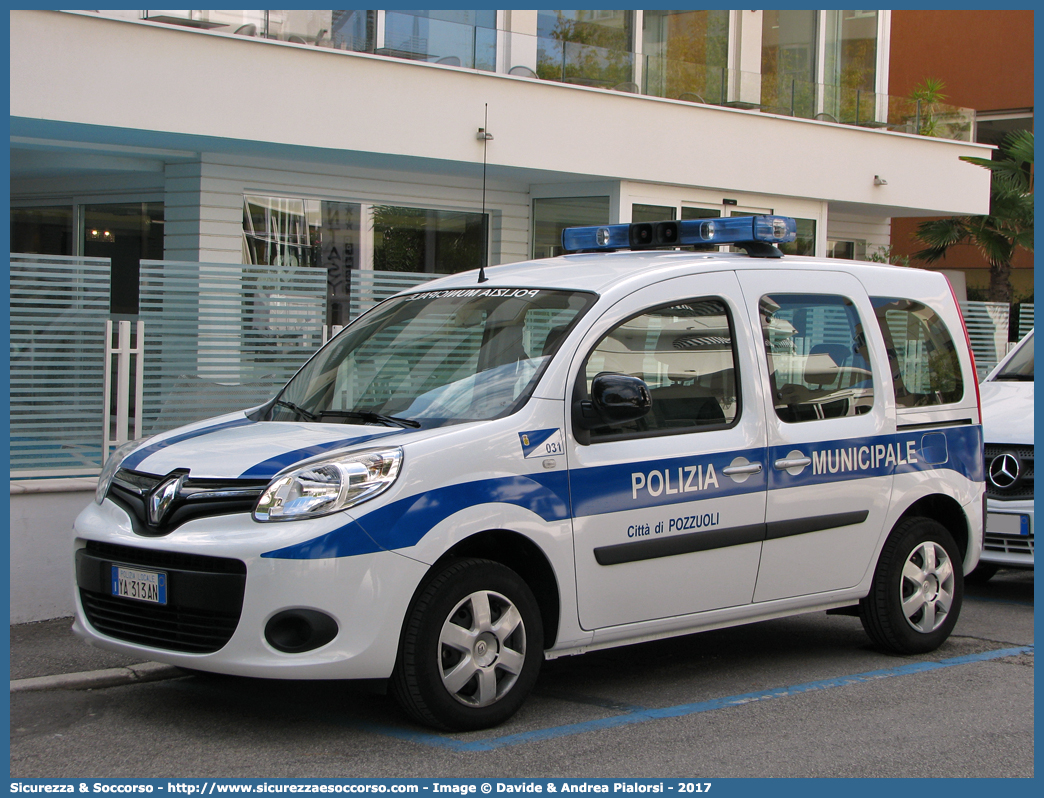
<box><xmin>391</xmin><ymin>558</ymin><xmax>543</xmax><ymax>731</ymax></box>
<box><xmin>964</xmin><ymin>562</ymin><xmax>1000</xmax><ymax>585</ymax></box>
<box><xmin>860</xmin><ymin>516</ymin><xmax>964</xmax><ymax>654</ymax></box>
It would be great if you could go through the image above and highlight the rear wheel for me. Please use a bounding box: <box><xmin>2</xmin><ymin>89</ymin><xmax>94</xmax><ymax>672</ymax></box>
<box><xmin>860</xmin><ymin>517</ymin><xmax>963</xmax><ymax>654</ymax></box>
<box><xmin>391</xmin><ymin>558</ymin><xmax>543</xmax><ymax>731</ymax></box>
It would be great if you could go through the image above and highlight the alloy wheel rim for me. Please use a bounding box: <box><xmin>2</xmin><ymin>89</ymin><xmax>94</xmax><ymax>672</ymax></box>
<box><xmin>438</xmin><ymin>589</ymin><xmax>526</xmax><ymax>707</ymax></box>
<box><xmin>900</xmin><ymin>541</ymin><xmax>955</xmax><ymax>633</ymax></box>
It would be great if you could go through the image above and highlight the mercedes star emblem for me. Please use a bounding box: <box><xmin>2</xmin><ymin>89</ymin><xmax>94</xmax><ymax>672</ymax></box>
<box><xmin>987</xmin><ymin>452</ymin><xmax>1021</xmax><ymax>489</ymax></box>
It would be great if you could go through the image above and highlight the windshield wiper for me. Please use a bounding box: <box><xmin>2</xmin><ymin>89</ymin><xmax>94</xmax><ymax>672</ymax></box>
<box><xmin>271</xmin><ymin>399</ymin><xmax>319</xmax><ymax>421</ymax></box>
<box><xmin>318</xmin><ymin>409</ymin><xmax>421</xmax><ymax>429</ymax></box>
<box><xmin>993</xmin><ymin>374</ymin><xmax>1033</xmax><ymax>381</ymax></box>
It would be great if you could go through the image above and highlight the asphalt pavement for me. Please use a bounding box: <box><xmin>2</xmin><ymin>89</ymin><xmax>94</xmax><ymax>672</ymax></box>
<box><xmin>9</xmin><ymin>616</ymin><xmax>181</xmax><ymax>692</ymax></box>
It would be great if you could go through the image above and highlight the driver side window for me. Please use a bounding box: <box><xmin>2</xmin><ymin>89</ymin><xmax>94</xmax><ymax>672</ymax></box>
<box><xmin>583</xmin><ymin>298</ymin><xmax>740</xmax><ymax>440</ymax></box>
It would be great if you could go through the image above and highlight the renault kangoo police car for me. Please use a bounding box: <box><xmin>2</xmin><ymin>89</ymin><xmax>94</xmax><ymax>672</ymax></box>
<box><xmin>74</xmin><ymin>215</ymin><xmax>984</xmax><ymax>730</ymax></box>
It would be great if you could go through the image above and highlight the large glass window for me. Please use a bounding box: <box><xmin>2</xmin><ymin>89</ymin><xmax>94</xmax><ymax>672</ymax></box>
<box><xmin>761</xmin><ymin>10</ymin><xmax>818</xmax><ymax>116</ymax></box>
<box><xmin>83</xmin><ymin>202</ymin><xmax>164</xmax><ymax>316</ymax></box>
<box><xmin>536</xmin><ymin>10</ymin><xmax>634</xmax><ymax>87</ymax></box>
<box><xmin>382</xmin><ymin>10</ymin><xmax>497</xmax><ymax>70</ymax></box>
<box><xmin>760</xmin><ymin>293</ymin><xmax>875</xmax><ymax>422</ymax></box>
<box><xmin>823</xmin><ymin>10</ymin><xmax>878</xmax><ymax>122</ymax></box>
<box><xmin>10</xmin><ymin>206</ymin><xmax>74</xmax><ymax>256</ymax></box>
<box><xmin>583</xmin><ymin>298</ymin><xmax>739</xmax><ymax>439</ymax></box>
<box><xmin>244</xmin><ymin>197</ymin><xmax>487</xmax><ymax>326</ymax></box>
<box><xmin>372</xmin><ymin>206</ymin><xmax>487</xmax><ymax>274</ymax></box>
<box><xmin>532</xmin><ymin>196</ymin><xmax>611</xmax><ymax>258</ymax></box>
<box><xmin>11</xmin><ymin>202</ymin><xmax>162</xmax><ymax>315</ymax></box>
<box><xmin>631</xmin><ymin>203</ymin><xmax>675</xmax><ymax>223</ymax></box>
<box><xmin>824</xmin><ymin>11</ymin><xmax>877</xmax><ymax>94</ymax></box>
<box><xmin>871</xmin><ymin>297</ymin><xmax>964</xmax><ymax>407</ymax></box>
<box><xmin>642</xmin><ymin>10</ymin><xmax>729</xmax><ymax>102</ymax></box>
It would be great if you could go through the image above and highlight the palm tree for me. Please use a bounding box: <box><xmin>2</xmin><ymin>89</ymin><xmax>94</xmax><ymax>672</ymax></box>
<box><xmin>913</xmin><ymin>130</ymin><xmax>1033</xmax><ymax>302</ymax></box>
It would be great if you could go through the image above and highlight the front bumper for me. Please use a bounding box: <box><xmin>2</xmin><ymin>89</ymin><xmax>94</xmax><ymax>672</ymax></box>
<box><xmin>72</xmin><ymin>500</ymin><xmax>428</xmax><ymax>679</ymax></box>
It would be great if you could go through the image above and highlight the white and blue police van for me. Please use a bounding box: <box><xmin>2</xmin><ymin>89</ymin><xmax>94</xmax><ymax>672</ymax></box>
<box><xmin>74</xmin><ymin>215</ymin><xmax>985</xmax><ymax>730</ymax></box>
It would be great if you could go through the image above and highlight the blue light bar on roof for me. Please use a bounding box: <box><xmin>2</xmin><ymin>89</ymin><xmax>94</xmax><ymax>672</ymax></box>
<box><xmin>561</xmin><ymin>215</ymin><xmax>798</xmax><ymax>253</ymax></box>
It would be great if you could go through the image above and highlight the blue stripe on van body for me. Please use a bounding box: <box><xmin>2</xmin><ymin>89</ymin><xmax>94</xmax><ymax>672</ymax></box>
<box><xmin>237</xmin><ymin>431</ymin><xmax>399</xmax><ymax>479</ymax></box>
<box><xmin>767</xmin><ymin>425</ymin><xmax>984</xmax><ymax>490</ymax></box>
<box><xmin>261</xmin><ymin>425</ymin><xmax>983</xmax><ymax>560</ymax></box>
<box><xmin>121</xmin><ymin>418</ymin><xmax>256</xmax><ymax>471</ymax></box>
<box><xmin>261</xmin><ymin>471</ymin><xmax>571</xmax><ymax>559</ymax></box>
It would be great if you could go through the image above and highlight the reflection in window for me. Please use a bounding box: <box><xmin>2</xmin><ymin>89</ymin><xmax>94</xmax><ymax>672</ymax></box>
<box><xmin>11</xmin><ymin>206</ymin><xmax>74</xmax><ymax>256</ymax></box>
<box><xmin>372</xmin><ymin>206</ymin><xmax>487</xmax><ymax>274</ymax></box>
<box><xmin>83</xmin><ymin>202</ymin><xmax>164</xmax><ymax>315</ymax></box>
<box><xmin>243</xmin><ymin>197</ymin><xmax>487</xmax><ymax>326</ymax></box>
<box><xmin>584</xmin><ymin>299</ymin><xmax>739</xmax><ymax>439</ymax></box>
<box><xmin>779</xmin><ymin>218</ymin><xmax>816</xmax><ymax>257</ymax></box>
<box><xmin>823</xmin><ymin>11</ymin><xmax>878</xmax><ymax>122</ymax></box>
<box><xmin>532</xmin><ymin>196</ymin><xmax>611</xmax><ymax>258</ymax></box>
<box><xmin>642</xmin><ymin>10</ymin><xmax>729</xmax><ymax>102</ymax></box>
<box><xmin>761</xmin><ymin>10</ymin><xmax>818</xmax><ymax>116</ymax></box>
<box><xmin>631</xmin><ymin>204</ymin><xmax>676</xmax><ymax>223</ymax></box>
<box><xmin>761</xmin><ymin>293</ymin><xmax>875</xmax><ymax>422</ymax></box>
<box><xmin>871</xmin><ymin>297</ymin><xmax>964</xmax><ymax>406</ymax></box>
<box><xmin>536</xmin><ymin>10</ymin><xmax>634</xmax><ymax>87</ymax></box>
<box><xmin>383</xmin><ymin>10</ymin><xmax>497</xmax><ymax>70</ymax></box>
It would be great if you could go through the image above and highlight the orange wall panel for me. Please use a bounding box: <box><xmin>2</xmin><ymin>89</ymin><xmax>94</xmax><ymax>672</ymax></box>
<box><xmin>889</xmin><ymin>10</ymin><xmax>1034</xmax><ymax>111</ymax></box>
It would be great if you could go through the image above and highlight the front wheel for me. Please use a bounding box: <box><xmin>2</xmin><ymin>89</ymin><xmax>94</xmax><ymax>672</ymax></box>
<box><xmin>391</xmin><ymin>558</ymin><xmax>543</xmax><ymax>731</ymax></box>
<box><xmin>860</xmin><ymin>517</ymin><xmax>963</xmax><ymax>654</ymax></box>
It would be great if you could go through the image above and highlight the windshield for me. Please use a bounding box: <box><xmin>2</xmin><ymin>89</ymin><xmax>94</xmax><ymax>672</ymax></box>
<box><xmin>994</xmin><ymin>332</ymin><xmax>1033</xmax><ymax>381</ymax></box>
<box><xmin>267</xmin><ymin>287</ymin><xmax>596</xmax><ymax>427</ymax></box>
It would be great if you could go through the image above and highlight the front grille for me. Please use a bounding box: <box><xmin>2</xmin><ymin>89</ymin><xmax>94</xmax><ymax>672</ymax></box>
<box><xmin>984</xmin><ymin>534</ymin><xmax>1035</xmax><ymax>556</ymax></box>
<box><xmin>77</xmin><ymin>542</ymin><xmax>246</xmax><ymax>654</ymax></box>
<box><xmin>984</xmin><ymin>444</ymin><xmax>1034</xmax><ymax>500</ymax></box>
<box><xmin>108</xmin><ymin>468</ymin><xmax>269</xmax><ymax>536</ymax></box>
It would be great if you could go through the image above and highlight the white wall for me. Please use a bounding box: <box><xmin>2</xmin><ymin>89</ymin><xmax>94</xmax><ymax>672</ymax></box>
<box><xmin>11</xmin><ymin>10</ymin><xmax>993</xmax><ymax>219</ymax></box>
<box><xmin>10</xmin><ymin>484</ymin><xmax>96</xmax><ymax>622</ymax></box>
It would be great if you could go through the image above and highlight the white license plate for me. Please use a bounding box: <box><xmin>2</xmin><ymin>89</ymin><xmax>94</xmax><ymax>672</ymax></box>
<box><xmin>111</xmin><ymin>565</ymin><xmax>167</xmax><ymax>604</ymax></box>
<box><xmin>986</xmin><ymin>512</ymin><xmax>1031</xmax><ymax>537</ymax></box>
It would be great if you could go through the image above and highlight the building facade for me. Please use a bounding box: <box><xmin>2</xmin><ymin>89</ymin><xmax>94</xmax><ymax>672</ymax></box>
<box><xmin>12</xmin><ymin>9</ymin><xmax>993</xmax><ymax>319</ymax></box>
<box><xmin>6</xmin><ymin>9</ymin><xmax>1000</xmax><ymax>624</ymax></box>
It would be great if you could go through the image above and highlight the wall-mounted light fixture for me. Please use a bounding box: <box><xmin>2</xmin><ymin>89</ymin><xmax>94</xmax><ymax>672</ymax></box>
<box><xmin>88</xmin><ymin>228</ymin><xmax>115</xmax><ymax>242</ymax></box>
<box><xmin>476</xmin><ymin>128</ymin><xmax>493</xmax><ymax>141</ymax></box>
<box><xmin>874</xmin><ymin>175</ymin><xmax>888</xmax><ymax>186</ymax></box>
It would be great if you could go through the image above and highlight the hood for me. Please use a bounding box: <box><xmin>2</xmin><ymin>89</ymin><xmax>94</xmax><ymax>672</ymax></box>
<box><xmin>120</xmin><ymin>413</ymin><xmax>414</xmax><ymax>480</ymax></box>
<box><xmin>978</xmin><ymin>380</ymin><xmax>1034</xmax><ymax>445</ymax></box>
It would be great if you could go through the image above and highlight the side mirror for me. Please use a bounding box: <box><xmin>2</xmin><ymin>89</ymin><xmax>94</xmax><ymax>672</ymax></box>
<box><xmin>574</xmin><ymin>373</ymin><xmax>653</xmax><ymax>431</ymax></box>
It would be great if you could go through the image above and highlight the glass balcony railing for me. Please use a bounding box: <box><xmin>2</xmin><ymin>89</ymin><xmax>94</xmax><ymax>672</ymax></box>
<box><xmin>87</xmin><ymin>11</ymin><xmax>975</xmax><ymax>142</ymax></box>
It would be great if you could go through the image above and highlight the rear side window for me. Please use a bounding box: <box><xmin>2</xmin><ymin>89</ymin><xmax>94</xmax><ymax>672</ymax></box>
<box><xmin>760</xmin><ymin>294</ymin><xmax>875</xmax><ymax>423</ymax></box>
<box><xmin>871</xmin><ymin>297</ymin><xmax>964</xmax><ymax>407</ymax></box>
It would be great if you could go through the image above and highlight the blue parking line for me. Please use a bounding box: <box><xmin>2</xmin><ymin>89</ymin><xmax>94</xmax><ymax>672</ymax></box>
<box><xmin>359</xmin><ymin>646</ymin><xmax>1033</xmax><ymax>752</ymax></box>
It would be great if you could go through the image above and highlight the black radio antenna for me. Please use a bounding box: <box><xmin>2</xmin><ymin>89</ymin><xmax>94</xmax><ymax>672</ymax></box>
<box><xmin>477</xmin><ymin>103</ymin><xmax>491</xmax><ymax>283</ymax></box>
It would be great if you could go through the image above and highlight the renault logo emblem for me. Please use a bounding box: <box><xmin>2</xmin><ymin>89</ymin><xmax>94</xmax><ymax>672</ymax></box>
<box><xmin>148</xmin><ymin>473</ymin><xmax>187</xmax><ymax>526</ymax></box>
<box><xmin>988</xmin><ymin>453</ymin><xmax>1021</xmax><ymax>489</ymax></box>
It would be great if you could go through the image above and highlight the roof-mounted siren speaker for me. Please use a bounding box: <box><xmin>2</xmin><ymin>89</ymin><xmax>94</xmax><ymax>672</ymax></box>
<box><xmin>627</xmin><ymin>220</ymin><xmax>680</xmax><ymax>249</ymax></box>
<box><xmin>654</xmin><ymin>221</ymin><xmax>679</xmax><ymax>246</ymax></box>
<box><xmin>628</xmin><ymin>223</ymin><xmax>654</xmax><ymax>248</ymax></box>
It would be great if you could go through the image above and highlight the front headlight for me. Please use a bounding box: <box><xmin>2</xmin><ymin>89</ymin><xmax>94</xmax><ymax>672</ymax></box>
<box><xmin>253</xmin><ymin>447</ymin><xmax>403</xmax><ymax>522</ymax></box>
<box><xmin>96</xmin><ymin>437</ymin><xmax>153</xmax><ymax>504</ymax></box>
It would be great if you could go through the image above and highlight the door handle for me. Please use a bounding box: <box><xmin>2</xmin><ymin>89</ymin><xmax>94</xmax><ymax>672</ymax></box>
<box><xmin>722</xmin><ymin>463</ymin><xmax>763</xmax><ymax>476</ymax></box>
<box><xmin>774</xmin><ymin>456</ymin><xmax>812</xmax><ymax>470</ymax></box>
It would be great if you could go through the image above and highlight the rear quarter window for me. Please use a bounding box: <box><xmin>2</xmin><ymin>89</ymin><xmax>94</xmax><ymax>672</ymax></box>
<box><xmin>871</xmin><ymin>297</ymin><xmax>964</xmax><ymax>407</ymax></box>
